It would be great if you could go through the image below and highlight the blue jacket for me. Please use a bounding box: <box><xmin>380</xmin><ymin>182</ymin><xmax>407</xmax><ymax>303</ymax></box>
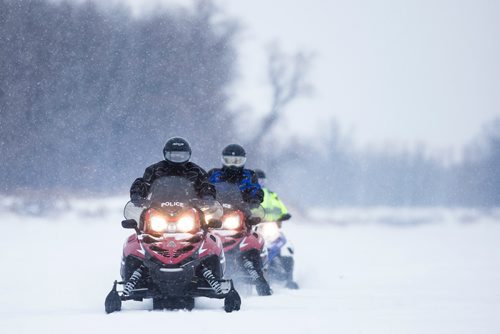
<box><xmin>208</xmin><ymin>167</ymin><xmax>264</xmax><ymax>205</ymax></box>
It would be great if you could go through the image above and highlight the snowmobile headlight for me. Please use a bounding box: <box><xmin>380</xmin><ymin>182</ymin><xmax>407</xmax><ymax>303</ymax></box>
<box><xmin>150</xmin><ymin>214</ymin><xmax>168</xmax><ymax>233</ymax></box>
<box><xmin>258</xmin><ymin>222</ymin><xmax>280</xmax><ymax>243</ymax></box>
<box><xmin>222</xmin><ymin>213</ymin><xmax>242</xmax><ymax>230</ymax></box>
<box><xmin>177</xmin><ymin>213</ymin><xmax>196</xmax><ymax>233</ymax></box>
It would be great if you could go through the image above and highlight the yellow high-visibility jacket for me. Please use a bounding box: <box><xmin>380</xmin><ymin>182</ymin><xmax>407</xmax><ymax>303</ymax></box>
<box><xmin>261</xmin><ymin>188</ymin><xmax>289</xmax><ymax>222</ymax></box>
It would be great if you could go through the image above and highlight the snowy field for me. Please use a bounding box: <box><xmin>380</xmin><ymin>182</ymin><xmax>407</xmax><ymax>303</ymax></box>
<box><xmin>0</xmin><ymin>197</ymin><xmax>499</xmax><ymax>334</ymax></box>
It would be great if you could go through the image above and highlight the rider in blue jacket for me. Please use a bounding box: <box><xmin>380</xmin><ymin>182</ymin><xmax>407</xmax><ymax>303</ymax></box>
<box><xmin>208</xmin><ymin>144</ymin><xmax>264</xmax><ymax>207</ymax></box>
<box><xmin>208</xmin><ymin>144</ymin><xmax>271</xmax><ymax>295</ymax></box>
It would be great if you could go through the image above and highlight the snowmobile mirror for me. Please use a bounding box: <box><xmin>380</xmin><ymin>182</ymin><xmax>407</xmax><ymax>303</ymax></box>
<box><xmin>207</xmin><ymin>218</ymin><xmax>222</xmax><ymax>229</ymax></box>
<box><xmin>122</xmin><ymin>219</ymin><xmax>138</xmax><ymax>229</ymax></box>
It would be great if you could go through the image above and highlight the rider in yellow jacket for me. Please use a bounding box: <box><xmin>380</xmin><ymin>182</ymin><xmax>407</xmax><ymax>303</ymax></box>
<box><xmin>254</xmin><ymin>169</ymin><xmax>298</xmax><ymax>289</ymax></box>
<box><xmin>261</xmin><ymin>188</ymin><xmax>291</xmax><ymax>224</ymax></box>
<box><xmin>255</xmin><ymin>170</ymin><xmax>291</xmax><ymax>224</ymax></box>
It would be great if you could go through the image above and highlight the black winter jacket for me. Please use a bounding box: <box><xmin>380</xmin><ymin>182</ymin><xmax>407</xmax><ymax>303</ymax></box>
<box><xmin>130</xmin><ymin>160</ymin><xmax>216</xmax><ymax>200</ymax></box>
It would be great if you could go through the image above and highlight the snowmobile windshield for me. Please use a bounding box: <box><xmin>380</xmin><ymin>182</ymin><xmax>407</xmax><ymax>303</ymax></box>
<box><xmin>123</xmin><ymin>176</ymin><xmax>197</xmax><ymax>220</ymax></box>
<box><xmin>148</xmin><ymin>176</ymin><xmax>197</xmax><ymax>206</ymax></box>
<box><xmin>213</xmin><ymin>182</ymin><xmax>265</xmax><ymax>219</ymax></box>
<box><xmin>213</xmin><ymin>182</ymin><xmax>244</xmax><ymax>207</ymax></box>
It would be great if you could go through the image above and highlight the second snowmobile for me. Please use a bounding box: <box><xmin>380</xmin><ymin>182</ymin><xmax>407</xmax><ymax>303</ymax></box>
<box><xmin>210</xmin><ymin>182</ymin><xmax>272</xmax><ymax>296</ymax></box>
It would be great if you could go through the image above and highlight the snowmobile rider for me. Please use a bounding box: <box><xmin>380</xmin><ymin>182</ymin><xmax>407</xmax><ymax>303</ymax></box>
<box><xmin>209</xmin><ymin>144</ymin><xmax>272</xmax><ymax>296</ymax></box>
<box><xmin>208</xmin><ymin>144</ymin><xmax>264</xmax><ymax>208</ymax></box>
<box><xmin>255</xmin><ymin>169</ymin><xmax>299</xmax><ymax>290</ymax></box>
<box><xmin>130</xmin><ymin>137</ymin><xmax>216</xmax><ymax>204</ymax></box>
<box><xmin>254</xmin><ymin>169</ymin><xmax>291</xmax><ymax>225</ymax></box>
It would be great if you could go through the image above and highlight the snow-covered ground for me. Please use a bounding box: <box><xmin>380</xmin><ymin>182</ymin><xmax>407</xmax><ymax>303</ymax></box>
<box><xmin>1</xmin><ymin>197</ymin><xmax>499</xmax><ymax>334</ymax></box>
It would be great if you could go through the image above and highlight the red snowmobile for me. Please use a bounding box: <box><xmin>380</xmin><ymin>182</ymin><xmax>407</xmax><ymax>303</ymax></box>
<box><xmin>104</xmin><ymin>177</ymin><xmax>241</xmax><ymax>313</ymax></box>
<box><xmin>211</xmin><ymin>183</ymin><xmax>272</xmax><ymax>296</ymax></box>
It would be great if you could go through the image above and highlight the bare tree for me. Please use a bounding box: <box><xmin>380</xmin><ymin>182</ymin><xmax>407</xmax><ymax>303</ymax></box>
<box><xmin>248</xmin><ymin>43</ymin><xmax>313</xmax><ymax>151</ymax></box>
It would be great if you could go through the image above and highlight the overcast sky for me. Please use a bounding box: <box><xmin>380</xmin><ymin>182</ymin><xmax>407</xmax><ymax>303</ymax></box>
<box><xmin>121</xmin><ymin>0</ymin><xmax>500</xmax><ymax>159</ymax></box>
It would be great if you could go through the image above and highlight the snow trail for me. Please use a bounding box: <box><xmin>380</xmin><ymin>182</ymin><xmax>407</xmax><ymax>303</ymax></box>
<box><xmin>1</xmin><ymin>201</ymin><xmax>499</xmax><ymax>333</ymax></box>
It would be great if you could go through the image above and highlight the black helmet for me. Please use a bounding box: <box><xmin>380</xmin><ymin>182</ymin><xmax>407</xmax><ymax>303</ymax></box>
<box><xmin>163</xmin><ymin>137</ymin><xmax>191</xmax><ymax>164</ymax></box>
<box><xmin>221</xmin><ymin>144</ymin><xmax>246</xmax><ymax>167</ymax></box>
<box><xmin>254</xmin><ymin>169</ymin><xmax>266</xmax><ymax>179</ymax></box>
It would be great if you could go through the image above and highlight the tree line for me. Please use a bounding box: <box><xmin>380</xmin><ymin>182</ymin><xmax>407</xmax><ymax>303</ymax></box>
<box><xmin>1</xmin><ymin>0</ymin><xmax>498</xmax><ymax>207</ymax></box>
<box><xmin>265</xmin><ymin>119</ymin><xmax>500</xmax><ymax>207</ymax></box>
<box><xmin>0</xmin><ymin>0</ymin><xmax>238</xmax><ymax>194</ymax></box>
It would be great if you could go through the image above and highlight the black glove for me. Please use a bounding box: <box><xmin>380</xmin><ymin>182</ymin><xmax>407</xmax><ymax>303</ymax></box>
<box><xmin>279</xmin><ymin>213</ymin><xmax>292</xmax><ymax>221</ymax></box>
<box><xmin>131</xmin><ymin>195</ymin><xmax>148</xmax><ymax>207</ymax></box>
<box><xmin>247</xmin><ymin>216</ymin><xmax>262</xmax><ymax>226</ymax></box>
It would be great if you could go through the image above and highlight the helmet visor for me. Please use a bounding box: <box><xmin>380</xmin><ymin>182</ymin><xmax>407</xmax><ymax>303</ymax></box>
<box><xmin>222</xmin><ymin>155</ymin><xmax>246</xmax><ymax>167</ymax></box>
<box><xmin>165</xmin><ymin>151</ymin><xmax>190</xmax><ymax>163</ymax></box>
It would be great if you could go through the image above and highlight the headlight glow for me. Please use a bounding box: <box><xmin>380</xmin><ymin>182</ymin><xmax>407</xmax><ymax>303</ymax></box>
<box><xmin>150</xmin><ymin>215</ymin><xmax>168</xmax><ymax>233</ymax></box>
<box><xmin>259</xmin><ymin>222</ymin><xmax>280</xmax><ymax>243</ymax></box>
<box><xmin>146</xmin><ymin>209</ymin><xmax>198</xmax><ymax>234</ymax></box>
<box><xmin>222</xmin><ymin>214</ymin><xmax>242</xmax><ymax>230</ymax></box>
<box><xmin>177</xmin><ymin>214</ymin><xmax>196</xmax><ymax>233</ymax></box>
